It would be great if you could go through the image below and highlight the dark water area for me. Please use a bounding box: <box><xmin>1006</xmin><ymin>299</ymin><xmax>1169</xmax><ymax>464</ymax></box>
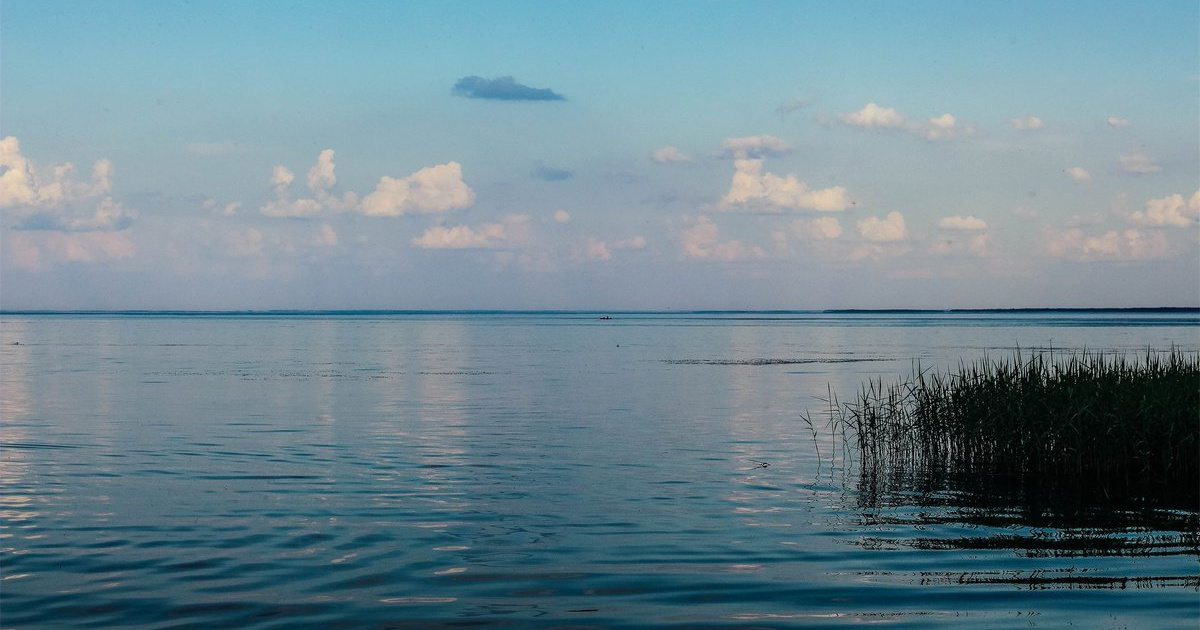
<box><xmin>2</xmin><ymin>311</ymin><xmax>1197</xmax><ymax>628</ymax></box>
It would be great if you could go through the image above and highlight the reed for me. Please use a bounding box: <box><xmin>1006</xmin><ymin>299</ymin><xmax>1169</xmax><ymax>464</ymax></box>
<box><xmin>824</xmin><ymin>349</ymin><xmax>1200</xmax><ymax>509</ymax></box>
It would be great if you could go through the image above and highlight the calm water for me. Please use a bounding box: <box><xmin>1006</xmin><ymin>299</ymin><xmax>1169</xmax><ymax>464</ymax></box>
<box><xmin>2</xmin><ymin>311</ymin><xmax>1198</xmax><ymax>629</ymax></box>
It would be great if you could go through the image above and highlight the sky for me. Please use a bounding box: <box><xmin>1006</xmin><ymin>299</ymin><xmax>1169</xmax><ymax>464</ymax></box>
<box><xmin>1</xmin><ymin>0</ymin><xmax>1197</xmax><ymax>310</ymax></box>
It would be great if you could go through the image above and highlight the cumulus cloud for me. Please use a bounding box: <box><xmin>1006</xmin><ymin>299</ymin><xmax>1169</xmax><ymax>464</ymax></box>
<box><xmin>679</xmin><ymin>216</ymin><xmax>764</xmax><ymax>261</ymax></box>
<box><xmin>582</xmin><ymin>237</ymin><xmax>612</xmax><ymax>261</ymax></box>
<box><xmin>1046</xmin><ymin>228</ymin><xmax>1169</xmax><ymax>261</ymax></box>
<box><xmin>0</xmin><ymin>136</ymin><xmax>113</xmax><ymax>209</ymax></box>
<box><xmin>650</xmin><ymin>146</ymin><xmax>691</xmax><ymax>163</ymax></box>
<box><xmin>553</xmin><ymin>209</ymin><xmax>571</xmax><ymax>223</ymax></box>
<box><xmin>1010</xmin><ymin>116</ymin><xmax>1044</xmax><ymax>131</ymax></box>
<box><xmin>411</xmin><ymin>214</ymin><xmax>530</xmax><ymax>250</ymax></box>
<box><xmin>1127</xmin><ymin>190</ymin><xmax>1200</xmax><ymax>228</ymax></box>
<box><xmin>259</xmin><ymin>150</ymin><xmax>473</xmax><ymax>219</ymax></box>
<box><xmin>720</xmin><ymin>158</ymin><xmax>850</xmax><ymax>212</ymax></box>
<box><xmin>360</xmin><ymin>162</ymin><xmax>474</xmax><ymax>217</ymax></box>
<box><xmin>720</xmin><ymin>135</ymin><xmax>792</xmax><ymax>159</ymax></box>
<box><xmin>838</xmin><ymin>102</ymin><xmax>907</xmax><ymax>129</ymax></box>
<box><xmin>452</xmin><ymin>76</ymin><xmax>565</xmax><ymax>101</ymax></box>
<box><xmin>856</xmin><ymin>211</ymin><xmax>908</xmax><ymax>242</ymax></box>
<box><xmin>1119</xmin><ymin>152</ymin><xmax>1161</xmax><ymax>174</ymax></box>
<box><xmin>533</xmin><ymin>165</ymin><xmax>573</xmax><ymax>182</ymax></box>
<box><xmin>937</xmin><ymin>215</ymin><xmax>988</xmax><ymax>231</ymax></box>
<box><xmin>227</xmin><ymin>227</ymin><xmax>265</xmax><ymax>258</ymax></box>
<box><xmin>1107</xmin><ymin>116</ymin><xmax>1130</xmax><ymax>127</ymax></box>
<box><xmin>1066</xmin><ymin>166</ymin><xmax>1092</xmax><ymax>182</ymax></box>
<box><xmin>579</xmin><ymin>234</ymin><xmax>646</xmax><ymax>261</ymax></box>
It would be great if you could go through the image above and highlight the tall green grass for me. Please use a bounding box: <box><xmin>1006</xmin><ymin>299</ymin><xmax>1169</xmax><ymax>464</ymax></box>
<box><xmin>823</xmin><ymin>349</ymin><xmax>1199</xmax><ymax>508</ymax></box>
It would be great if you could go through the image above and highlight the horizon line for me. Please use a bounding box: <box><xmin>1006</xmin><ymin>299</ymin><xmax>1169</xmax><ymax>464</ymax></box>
<box><xmin>2</xmin><ymin>307</ymin><xmax>1198</xmax><ymax>316</ymax></box>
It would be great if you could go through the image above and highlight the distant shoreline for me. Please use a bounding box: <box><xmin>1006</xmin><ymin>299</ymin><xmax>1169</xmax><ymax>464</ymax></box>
<box><xmin>2</xmin><ymin>307</ymin><xmax>1198</xmax><ymax>316</ymax></box>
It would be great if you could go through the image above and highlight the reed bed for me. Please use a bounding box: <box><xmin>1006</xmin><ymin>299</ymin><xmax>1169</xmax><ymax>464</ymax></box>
<box><xmin>824</xmin><ymin>349</ymin><xmax>1200</xmax><ymax>508</ymax></box>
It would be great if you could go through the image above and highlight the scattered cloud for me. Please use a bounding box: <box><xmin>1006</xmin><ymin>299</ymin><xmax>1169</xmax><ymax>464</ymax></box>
<box><xmin>839</xmin><ymin>102</ymin><xmax>907</xmax><ymax>130</ymax></box>
<box><xmin>937</xmin><ymin>215</ymin><xmax>988</xmax><ymax>231</ymax></box>
<box><xmin>411</xmin><ymin>214</ymin><xmax>531</xmax><ymax>250</ymax></box>
<box><xmin>650</xmin><ymin>146</ymin><xmax>692</xmax><ymax>163</ymax></box>
<box><xmin>205</xmin><ymin>199</ymin><xmax>241</xmax><ymax>216</ymax></box>
<box><xmin>452</xmin><ymin>76</ymin><xmax>565</xmax><ymax>101</ymax></box>
<box><xmin>1107</xmin><ymin>116</ymin><xmax>1130</xmax><ymax>128</ymax></box>
<box><xmin>533</xmin><ymin>165</ymin><xmax>573</xmax><ymax>182</ymax></box>
<box><xmin>227</xmin><ymin>227</ymin><xmax>265</xmax><ymax>258</ymax></box>
<box><xmin>679</xmin><ymin>215</ymin><xmax>764</xmax><ymax>261</ymax></box>
<box><xmin>1127</xmin><ymin>190</ymin><xmax>1200</xmax><ymax>228</ymax></box>
<box><xmin>857</xmin><ymin>211</ymin><xmax>908</xmax><ymax>242</ymax></box>
<box><xmin>1066</xmin><ymin>166</ymin><xmax>1092</xmax><ymax>182</ymax></box>
<box><xmin>553</xmin><ymin>209</ymin><xmax>571</xmax><ymax>223</ymax></box>
<box><xmin>719</xmin><ymin>158</ymin><xmax>849</xmax><ymax>212</ymax></box>
<box><xmin>720</xmin><ymin>135</ymin><xmax>792</xmax><ymax>159</ymax></box>
<box><xmin>1046</xmin><ymin>227</ymin><xmax>1169</xmax><ymax>261</ymax></box>
<box><xmin>1119</xmin><ymin>152</ymin><xmax>1161</xmax><ymax>174</ymax></box>
<box><xmin>838</xmin><ymin>104</ymin><xmax>974</xmax><ymax>140</ymax></box>
<box><xmin>1009</xmin><ymin>116</ymin><xmax>1043</xmax><ymax>131</ymax></box>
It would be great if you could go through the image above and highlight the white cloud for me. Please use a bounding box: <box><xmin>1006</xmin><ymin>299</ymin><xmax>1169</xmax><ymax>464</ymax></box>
<box><xmin>720</xmin><ymin>135</ymin><xmax>792</xmax><ymax>159</ymax></box>
<box><xmin>1066</xmin><ymin>166</ymin><xmax>1092</xmax><ymax>182</ymax></box>
<box><xmin>857</xmin><ymin>211</ymin><xmax>908</xmax><ymax>242</ymax></box>
<box><xmin>361</xmin><ymin>162</ymin><xmax>474</xmax><ymax>217</ymax></box>
<box><xmin>1107</xmin><ymin>116</ymin><xmax>1130</xmax><ymax>127</ymax></box>
<box><xmin>1127</xmin><ymin>190</ymin><xmax>1200</xmax><ymax>228</ymax></box>
<box><xmin>0</xmin><ymin>136</ymin><xmax>113</xmax><ymax>209</ymax></box>
<box><xmin>679</xmin><ymin>216</ymin><xmax>764</xmax><ymax>261</ymax></box>
<box><xmin>650</xmin><ymin>146</ymin><xmax>692</xmax><ymax>163</ymax></box>
<box><xmin>260</xmin><ymin>150</ymin><xmax>473</xmax><ymax>218</ymax></box>
<box><xmin>838</xmin><ymin>104</ymin><xmax>974</xmax><ymax>141</ymax></box>
<box><xmin>1119</xmin><ymin>152</ymin><xmax>1161</xmax><ymax>174</ymax></box>
<box><xmin>930</xmin><ymin>232</ymin><xmax>990</xmax><ymax>257</ymax></box>
<box><xmin>1046</xmin><ymin>228</ymin><xmax>1169</xmax><ymax>261</ymax></box>
<box><xmin>411</xmin><ymin>214</ymin><xmax>529</xmax><ymax>250</ymax></box>
<box><xmin>920</xmin><ymin>113</ymin><xmax>974</xmax><ymax>141</ymax></box>
<box><xmin>553</xmin><ymin>209</ymin><xmax>571</xmax><ymax>223</ymax></box>
<box><xmin>938</xmin><ymin>215</ymin><xmax>988</xmax><ymax>231</ymax></box>
<box><xmin>720</xmin><ymin>158</ymin><xmax>850</xmax><ymax>212</ymax></box>
<box><xmin>838</xmin><ymin>102</ymin><xmax>907</xmax><ymax>129</ymax></box>
<box><xmin>1009</xmin><ymin>116</ymin><xmax>1043</xmax><ymax>131</ymax></box>
<box><xmin>307</xmin><ymin>149</ymin><xmax>337</xmax><ymax>191</ymax></box>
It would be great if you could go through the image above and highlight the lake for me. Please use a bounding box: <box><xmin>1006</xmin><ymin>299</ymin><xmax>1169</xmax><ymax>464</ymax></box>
<box><xmin>1</xmin><ymin>311</ymin><xmax>1197</xmax><ymax>629</ymax></box>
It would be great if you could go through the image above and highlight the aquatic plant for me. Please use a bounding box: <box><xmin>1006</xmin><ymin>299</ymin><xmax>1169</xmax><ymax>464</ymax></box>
<box><xmin>817</xmin><ymin>349</ymin><xmax>1200</xmax><ymax>510</ymax></box>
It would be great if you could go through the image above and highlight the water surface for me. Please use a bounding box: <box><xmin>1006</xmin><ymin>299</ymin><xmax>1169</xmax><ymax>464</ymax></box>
<box><xmin>2</xmin><ymin>311</ymin><xmax>1197</xmax><ymax>628</ymax></box>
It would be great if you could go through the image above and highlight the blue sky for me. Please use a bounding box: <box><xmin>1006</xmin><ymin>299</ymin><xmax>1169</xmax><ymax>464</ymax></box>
<box><xmin>2</xmin><ymin>0</ymin><xmax>1197</xmax><ymax>309</ymax></box>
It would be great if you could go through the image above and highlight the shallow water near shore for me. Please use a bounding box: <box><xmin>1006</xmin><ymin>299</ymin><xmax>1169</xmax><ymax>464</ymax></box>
<box><xmin>2</xmin><ymin>311</ymin><xmax>1198</xmax><ymax>629</ymax></box>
